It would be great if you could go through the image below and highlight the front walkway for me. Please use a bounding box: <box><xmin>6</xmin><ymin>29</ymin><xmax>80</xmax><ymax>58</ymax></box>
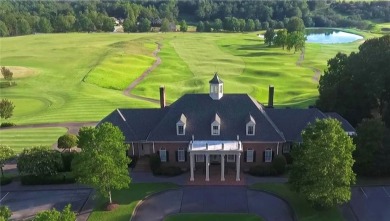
<box><xmin>131</xmin><ymin>186</ymin><xmax>294</xmax><ymax>221</ymax></box>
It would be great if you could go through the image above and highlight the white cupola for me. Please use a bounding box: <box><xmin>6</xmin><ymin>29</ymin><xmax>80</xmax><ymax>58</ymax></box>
<box><xmin>209</xmin><ymin>72</ymin><xmax>223</xmax><ymax>100</ymax></box>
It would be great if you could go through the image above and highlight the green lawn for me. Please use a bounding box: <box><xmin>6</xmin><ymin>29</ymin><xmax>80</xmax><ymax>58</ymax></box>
<box><xmin>0</xmin><ymin>127</ymin><xmax>67</xmax><ymax>152</ymax></box>
<box><xmin>0</xmin><ymin>31</ymin><xmax>372</xmax><ymax>126</ymax></box>
<box><xmin>165</xmin><ymin>213</ymin><xmax>264</xmax><ymax>221</ymax></box>
<box><xmin>87</xmin><ymin>183</ymin><xmax>178</xmax><ymax>221</ymax></box>
<box><xmin>251</xmin><ymin>183</ymin><xmax>344</xmax><ymax>221</ymax></box>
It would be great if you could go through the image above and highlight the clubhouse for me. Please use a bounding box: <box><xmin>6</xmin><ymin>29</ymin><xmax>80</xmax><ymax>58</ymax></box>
<box><xmin>99</xmin><ymin>73</ymin><xmax>355</xmax><ymax>182</ymax></box>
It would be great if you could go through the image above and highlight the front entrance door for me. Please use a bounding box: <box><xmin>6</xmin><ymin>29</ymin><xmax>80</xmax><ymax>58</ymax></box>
<box><xmin>210</xmin><ymin>154</ymin><xmax>221</xmax><ymax>164</ymax></box>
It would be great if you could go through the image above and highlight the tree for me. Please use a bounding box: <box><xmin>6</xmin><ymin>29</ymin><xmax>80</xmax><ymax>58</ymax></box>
<box><xmin>123</xmin><ymin>18</ymin><xmax>137</xmax><ymax>33</ymax></box>
<box><xmin>254</xmin><ymin>19</ymin><xmax>261</xmax><ymax>31</ymax></box>
<box><xmin>274</xmin><ymin>29</ymin><xmax>288</xmax><ymax>49</ymax></box>
<box><xmin>196</xmin><ymin>21</ymin><xmax>204</xmax><ymax>32</ymax></box>
<box><xmin>213</xmin><ymin>18</ymin><xmax>223</xmax><ymax>32</ymax></box>
<box><xmin>57</xmin><ymin>134</ymin><xmax>78</xmax><ymax>151</ymax></box>
<box><xmin>286</xmin><ymin>31</ymin><xmax>306</xmax><ymax>53</ymax></box>
<box><xmin>262</xmin><ymin>22</ymin><xmax>269</xmax><ymax>30</ymax></box>
<box><xmin>17</xmin><ymin>146</ymin><xmax>63</xmax><ymax>177</ymax></box>
<box><xmin>245</xmin><ymin>19</ymin><xmax>255</xmax><ymax>32</ymax></box>
<box><xmin>0</xmin><ymin>145</ymin><xmax>15</xmax><ymax>177</ymax></box>
<box><xmin>0</xmin><ymin>21</ymin><xmax>9</xmax><ymax>37</ymax></box>
<box><xmin>38</xmin><ymin>18</ymin><xmax>53</xmax><ymax>33</ymax></box>
<box><xmin>160</xmin><ymin>18</ymin><xmax>170</xmax><ymax>32</ymax></box>
<box><xmin>1</xmin><ymin>66</ymin><xmax>13</xmax><ymax>81</ymax></box>
<box><xmin>264</xmin><ymin>28</ymin><xmax>275</xmax><ymax>46</ymax></box>
<box><xmin>286</xmin><ymin>16</ymin><xmax>305</xmax><ymax>33</ymax></box>
<box><xmin>33</xmin><ymin>204</ymin><xmax>76</xmax><ymax>221</ymax></box>
<box><xmin>73</xmin><ymin>123</ymin><xmax>130</xmax><ymax>204</ymax></box>
<box><xmin>101</xmin><ymin>16</ymin><xmax>114</xmax><ymax>32</ymax></box>
<box><xmin>0</xmin><ymin>99</ymin><xmax>15</xmax><ymax>120</ymax></box>
<box><xmin>179</xmin><ymin>20</ymin><xmax>188</xmax><ymax>32</ymax></box>
<box><xmin>289</xmin><ymin>119</ymin><xmax>356</xmax><ymax>208</ymax></box>
<box><xmin>17</xmin><ymin>18</ymin><xmax>31</xmax><ymax>35</ymax></box>
<box><xmin>0</xmin><ymin>206</ymin><xmax>11</xmax><ymax>221</ymax></box>
<box><xmin>138</xmin><ymin>18</ymin><xmax>151</xmax><ymax>32</ymax></box>
<box><xmin>316</xmin><ymin>35</ymin><xmax>390</xmax><ymax>127</ymax></box>
<box><xmin>354</xmin><ymin>118</ymin><xmax>390</xmax><ymax>176</ymax></box>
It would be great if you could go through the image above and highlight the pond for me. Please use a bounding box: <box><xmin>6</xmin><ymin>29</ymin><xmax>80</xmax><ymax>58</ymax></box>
<box><xmin>305</xmin><ymin>28</ymin><xmax>363</xmax><ymax>44</ymax></box>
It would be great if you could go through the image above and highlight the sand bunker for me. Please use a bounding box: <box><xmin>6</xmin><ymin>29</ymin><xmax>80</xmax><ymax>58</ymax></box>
<box><xmin>0</xmin><ymin>66</ymin><xmax>37</xmax><ymax>79</ymax></box>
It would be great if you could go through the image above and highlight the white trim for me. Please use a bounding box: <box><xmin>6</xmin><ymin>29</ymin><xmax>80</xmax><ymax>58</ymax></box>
<box><xmin>246</xmin><ymin>124</ymin><xmax>255</xmax><ymax>135</ymax></box>
<box><xmin>264</xmin><ymin>149</ymin><xmax>273</xmax><ymax>162</ymax></box>
<box><xmin>159</xmin><ymin>148</ymin><xmax>167</xmax><ymax>162</ymax></box>
<box><xmin>211</xmin><ymin>125</ymin><xmax>220</xmax><ymax>135</ymax></box>
<box><xmin>177</xmin><ymin>124</ymin><xmax>185</xmax><ymax>135</ymax></box>
<box><xmin>178</xmin><ymin>148</ymin><xmax>185</xmax><ymax>162</ymax></box>
<box><xmin>247</xmin><ymin>149</ymin><xmax>254</xmax><ymax>162</ymax></box>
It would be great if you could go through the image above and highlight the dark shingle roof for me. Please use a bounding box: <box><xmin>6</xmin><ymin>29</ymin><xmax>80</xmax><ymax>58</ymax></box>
<box><xmin>265</xmin><ymin>108</ymin><xmax>356</xmax><ymax>142</ymax></box>
<box><xmin>209</xmin><ymin>73</ymin><xmax>223</xmax><ymax>84</ymax></box>
<box><xmin>147</xmin><ymin>94</ymin><xmax>285</xmax><ymax>142</ymax></box>
<box><xmin>99</xmin><ymin>108</ymin><xmax>168</xmax><ymax>142</ymax></box>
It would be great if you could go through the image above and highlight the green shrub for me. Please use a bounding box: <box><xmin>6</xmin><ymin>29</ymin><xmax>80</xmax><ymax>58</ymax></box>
<box><xmin>0</xmin><ymin>176</ymin><xmax>12</xmax><ymax>186</ymax></box>
<box><xmin>128</xmin><ymin>155</ymin><xmax>138</xmax><ymax>169</ymax></box>
<box><xmin>0</xmin><ymin>205</ymin><xmax>11</xmax><ymax>220</ymax></box>
<box><xmin>272</xmin><ymin>155</ymin><xmax>287</xmax><ymax>174</ymax></box>
<box><xmin>60</xmin><ymin>152</ymin><xmax>78</xmax><ymax>172</ymax></box>
<box><xmin>157</xmin><ymin>166</ymin><xmax>183</xmax><ymax>177</ymax></box>
<box><xmin>249</xmin><ymin>164</ymin><xmax>277</xmax><ymax>176</ymax></box>
<box><xmin>57</xmin><ymin>134</ymin><xmax>78</xmax><ymax>151</ymax></box>
<box><xmin>0</xmin><ymin>122</ymin><xmax>15</xmax><ymax>128</ymax></box>
<box><xmin>21</xmin><ymin>172</ymin><xmax>75</xmax><ymax>185</ymax></box>
<box><xmin>33</xmin><ymin>204</ymin><xmax>76</xmax><ymax>221</ymax></box>
<box><xmin>149</xmin><ymin>154</ymin><xmax>161</xmax><ymax>174</ymax></box>
<box><xmin>17</xmin><ymin>146</ymin><xmax>63</xmax><ymax>176</ymax></box>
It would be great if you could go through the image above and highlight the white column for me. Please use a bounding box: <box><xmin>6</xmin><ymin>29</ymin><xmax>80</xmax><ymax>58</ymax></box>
<box><xmin>236</xmin><ymin>153</ymin><xmax>241</xmax><ymax>181</ymax></box>
<box><xmin>221</xmin><ymin>154</ymin><xmax>225</xmax><ymax>181</ymax></box>
<box><xmin>190</xmin><ymin>153</ymin><xmax>194</xmax><ymax>181</ymax></box>
<box><xmin>152</xmin><ymin>142</ymin><xmax>155</xmax><ymax>153</ymax></box>
<box><xmin>205</xmin><ymin>154</ymin><xmax>210</xmax><ymax>181</ymax></box>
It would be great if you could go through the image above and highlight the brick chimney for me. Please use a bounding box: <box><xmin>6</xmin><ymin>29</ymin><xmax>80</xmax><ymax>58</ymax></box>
<box><xmin>268</xmin><ymin>85</ymin><xmax>274</xmax><ymax>108</ymax></box>
<box><xmin>160</xmin><ymin>86</ymin><xmax>166</xmax><ymax>108</ymax></box>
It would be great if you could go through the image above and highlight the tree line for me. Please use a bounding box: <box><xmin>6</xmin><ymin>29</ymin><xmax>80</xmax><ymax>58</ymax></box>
<box><xmin>1</xmin><ymin>0</ymin><xmax>389</xmax><ymax>37</ymax></box>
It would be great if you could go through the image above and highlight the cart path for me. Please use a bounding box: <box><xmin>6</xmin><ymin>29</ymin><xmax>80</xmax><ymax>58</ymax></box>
<box><xmin>295</xmin><ymin>47</ymin><xmax>322</xmax><ymax>82</ymax></box>
<box><xmin>123</xmin><ymin>42</ymin><xmax>163</xmax><ymax>105</ymax></box>
<box><xmin>0</xmin><ymin>121</ymin><xmax>97</xmax><ymax>134</ymax></box>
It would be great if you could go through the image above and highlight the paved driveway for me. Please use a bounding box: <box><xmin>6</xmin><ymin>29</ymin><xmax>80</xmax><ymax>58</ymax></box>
<box><xmin>131</xmin><ymin>186</ymin><xmax>294</xmax><ymax>221</ymax></box>
<box><xmin>343</xmin><ymin>186</ymin><xmax>390</xmax><ymax>221</ymax></box>
<box><xmin>1</xmin><ymin>189</ymin><xmax>91</xmax><ymax>220</ymax></box>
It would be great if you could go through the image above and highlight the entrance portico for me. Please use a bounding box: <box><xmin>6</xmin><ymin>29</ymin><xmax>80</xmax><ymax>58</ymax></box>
<box><xmin>188</xmin><ymin>140</ymin><xmax>243</xmax><ymax>182</ymax></box>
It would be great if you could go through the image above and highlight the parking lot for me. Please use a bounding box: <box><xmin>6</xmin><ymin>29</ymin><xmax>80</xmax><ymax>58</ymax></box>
<box><xmin>0</xmin><ymin>189</ymin><xmax>91</xmax><ymax>220</ymax></box>
<box><xmin>344</xmin><ymin>186</ymin><xmax>390</xmax><ymax>221</ymax></box>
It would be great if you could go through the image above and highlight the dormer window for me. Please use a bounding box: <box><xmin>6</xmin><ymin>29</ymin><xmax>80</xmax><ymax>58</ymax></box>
<box><xmin>176</xmin><ymin>114</ymin><xmax>186</xmax><ymax>135</ymax></box>
<box><xmin>246</xmin><ymin>114</ymin><xmax>256</xmax><ymax>136</ymax></box>
<box><xmin>211</xmin><ymin>113</ymin><xmax>221</xmax><ymax>136</ymax></box>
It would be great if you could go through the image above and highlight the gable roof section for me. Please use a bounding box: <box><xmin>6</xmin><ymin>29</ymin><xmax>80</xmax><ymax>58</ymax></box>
<box><xmin>265</xmin><ymin>108</ymin><xmax>356</xmax><ymax>142</ymax></box>
<box><xmin>147</xmin><ymin>94</ymin><xmax>285</xmax><ymax>142</ymax></box>
<box><xmin>99</xmin><ymin>108</ymin><xmax>168</xmax><ymax>142</ymax></box>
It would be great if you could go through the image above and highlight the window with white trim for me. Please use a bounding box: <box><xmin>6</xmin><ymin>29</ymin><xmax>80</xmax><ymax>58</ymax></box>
<box><xmin>227</xmin><ymin>154</ymin><xmax>236</xmax><ymax>162</ymax></box>
<box><xmin>178</xmin><ymin>148</ymin><xmax>185</xmax><ymax>162</ymax></box>
<box><xmin>159</xmin><ymin>148</ymin><xmax>167</xmax><ymax>162</ymax></box>
<box><xmin>177</xmin><ymin>125</ymin><xmax>184</xmax><ymax>135</ymax></box>
<box><xmin>247</xmin><ymin>125</ymin><xmax>254</xmax><ymax>135</ymax></box>
<box><xmin>264</xmin><ymin>149</ymin><xmax>273</xmax><ymax>162</ymax></box>
<box><xmin>247</xmin><ymin>149</ymin><xmax>254</xmax><ymax>162</ymax></box>
<box><xmin>219</xmin><ymin>85</ymin><xmax>223</xmax><ymax>93</ymax></box>
<box><xmin>196</xmin><ymin>154</ymin><xmax>205</xmax><ymax>162</ymax></box>
<box><xmin>212</xmin><ymin>125</ymin><xmax>220</xmax><ymax>135</ymax></box>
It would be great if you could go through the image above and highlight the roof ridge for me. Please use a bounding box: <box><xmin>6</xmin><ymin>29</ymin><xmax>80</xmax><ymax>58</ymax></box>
<box><xmin>248</xmin><ymin>95</ymin><xmax>286</xmax><ymax>141</ymax></box>
<box><xmin>116</xmin><ymin>108</ymin><xmax>138</xmax><ymax>140</ymax></box>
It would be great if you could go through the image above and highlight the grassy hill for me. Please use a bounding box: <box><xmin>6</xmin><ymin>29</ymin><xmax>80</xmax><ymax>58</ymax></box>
<box><xmin>0</xmin><ymin>31</ymin><xmax>369</xmax><ymax>151</ymax></box>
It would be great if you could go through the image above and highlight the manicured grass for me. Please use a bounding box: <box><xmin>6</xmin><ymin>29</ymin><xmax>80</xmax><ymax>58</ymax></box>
<box><xmin>0</xmin><ymin>31</ymin><xmax>375</xmax><ymax>125</ymax></box>
<box><xmin>165</xmin><ymin>213</ymin><xmax>264</xmax><ymax>221</ymax></box>
<box><xmin>0</xmin><ymin>127</ymin><xmax>67</xmax><ymax>152</ymax></box>
<box><xmin>251</xmin><ymin>183</ymin><xmax>344</xmax><ymax>221</ymax></box>
<box><xmin>85</xmin><ymin>38</ymin><xmax>157</xmax><ymax>90</ymax></box>
<box><xmin>87</xmin><ymin>182</ymin><xmax>178</xmax><ymax>221</ymax></box>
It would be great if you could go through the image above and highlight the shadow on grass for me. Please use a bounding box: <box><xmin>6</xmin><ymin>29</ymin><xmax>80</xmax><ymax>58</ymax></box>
<box><xmin>241</xmin><ymin>51</ymin><xmax>287</xmax><ymax>57</ymax></box>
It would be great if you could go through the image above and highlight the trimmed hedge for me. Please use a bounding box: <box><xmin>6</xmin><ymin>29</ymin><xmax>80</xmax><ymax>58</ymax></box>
<box><xmin>60</xmin><ymin>152</ymin><xmax>78</xmax><ymax>172</ymax></box>
<box><xmin>249</xmin><ymin>164</ymin><xmax>278</xmax><ymax>176</ymax></box>
<box><xmin>21</xmin><ymin>172</ymin><xmax>75</xmax><ymax>185</ymax></box>
<box><xmin>272</xmin><ymin>155</ymin><xmax>287</xmax><ymax>174</ymax></box>
<box><xmin>0</xmin><ymin>176</ymin><xmax>13</xmax><ymax>186</ymax></box>
<box><xmin>149</xmin><ymin>154</ymin><xmax>161</xmax><ymax>174</ymax></box>
<box><xmin>128</xmin><ymin>155</ymin><xmax>138</xmax><ymax>169</ymax></box>
<box><xmin>155</xmin><ymin>166</ymin><xmax>183</xmax><ymax>177</ymax></box>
